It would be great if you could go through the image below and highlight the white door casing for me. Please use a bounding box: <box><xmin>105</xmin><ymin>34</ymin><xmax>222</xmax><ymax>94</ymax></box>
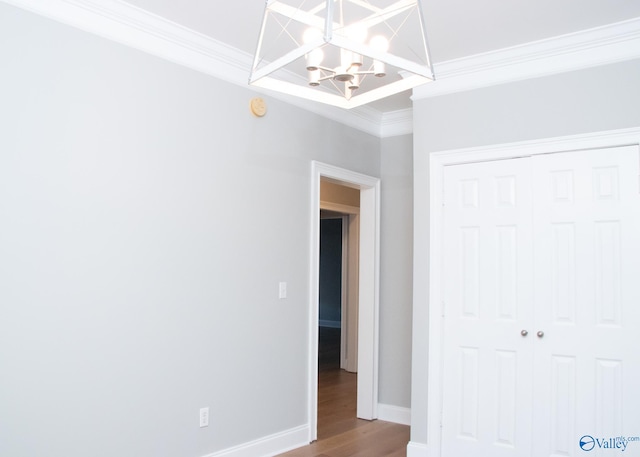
<box><xmin>439</xmin><ymin>146</ymin><xmax>640</xmax><ymax>456</ymax></box>
<box><xmin>310</xmin><ymin>161</ymin><xmax>380</xmax><ymax>443</ymax></box>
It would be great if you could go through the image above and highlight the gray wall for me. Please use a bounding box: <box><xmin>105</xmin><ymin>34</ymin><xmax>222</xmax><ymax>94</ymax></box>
<box><xmin>379</xmin><ymin>134</ymin><xmax>414</xmax><ymax>408</ymax></box>
<box><xmin>0</xmin><ymin>4</ymin><xmax>416</xmax><ymax>457</ymax></box>
<box><xmin>415</xmin><ymin>58</ymin><xmax>640</xmax><ymax>152</ymax></box>
<box><xmin>410</xmin><ymin>59</ymin><xmax>640</xmax><ymax>445</ymax></box>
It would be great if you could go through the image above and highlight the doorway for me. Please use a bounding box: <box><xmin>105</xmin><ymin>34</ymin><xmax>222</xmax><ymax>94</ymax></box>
<box><xmin>309</xmin><ymin>161</ymin><xmax>380</xmax><ymax>443</ymax></box>
<box><xmin>319</xmin><ymin>186</ymin><xmax>359</xmax><ymax>373</ymax></box>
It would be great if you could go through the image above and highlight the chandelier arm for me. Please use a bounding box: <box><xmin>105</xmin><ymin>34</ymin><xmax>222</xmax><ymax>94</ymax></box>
<box><xmin>347</xmin><ymin>0</ymin><xmax>382</xmax><ymax>14</ymax></box>
<box><xmin>355</xmin><ymin>0</ymin><xmax>415</xmax><ymax>31</ymax></box>
<box><xmin>251</xmin><ymin>7</ymin><xmax>271</xmax><ymax>73</ymax></box>
<box><xmin>270</xmin><ymin>11</ymin><xmax>305</xmax><ymax>47</ymax></box>
<box><xmin>378</xmin><ymin>5</ymin><xmax>415</xmax><ymax>56</ymax></box>
<box><xmin>416</xmin><ymin>0</ymin><xmax>435</xmax><ymax>73</ymax></box>
<box><xmin>327</xmin><ymin>76</ymin><xmax>345</xmax><ymax>95</ymax></box>
<box><xmin>268</xmin><ymin>1</ymin><xmax>338</xmax><ymax>29</ymax></box>
<box><xmin>307</xmin><ymin>2</ymin><xmax>327</xmax><ymax>15</ymax></box>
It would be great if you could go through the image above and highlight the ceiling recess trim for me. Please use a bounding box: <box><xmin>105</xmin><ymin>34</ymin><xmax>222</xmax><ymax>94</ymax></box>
<box><xmin>414</xmin><ymin>16</ymin><xmax>640</xmax><ymax>100</ymax></box>
<box><xmin>2</xmin><ymin>0</ymin><xmax>398</xmax><ymax>138</ymax></box>
<box><xmin>4</xmin><ymin>0</ymin><xmax>639</xmax><ymax>135</ymax></box>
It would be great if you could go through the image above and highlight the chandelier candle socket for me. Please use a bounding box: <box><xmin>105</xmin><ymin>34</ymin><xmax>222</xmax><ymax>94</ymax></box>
<box><xmin>249</xmin><ymin>0</ymin><xmax>435</xmax><ymax>109</ymax></box>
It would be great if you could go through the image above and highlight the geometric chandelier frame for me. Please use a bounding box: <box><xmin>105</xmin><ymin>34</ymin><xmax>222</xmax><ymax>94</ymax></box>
<box><xmin>249</xmin><ymin>0</ymin><xmax>435</xmax><ymax>109</ymax></box>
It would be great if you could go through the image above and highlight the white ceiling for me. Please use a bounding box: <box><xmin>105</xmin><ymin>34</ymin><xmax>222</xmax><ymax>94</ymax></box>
<box><xmin>121</xmin><ymin>0</ymin><xmax>640</xmax><ymax>112</ymax></box>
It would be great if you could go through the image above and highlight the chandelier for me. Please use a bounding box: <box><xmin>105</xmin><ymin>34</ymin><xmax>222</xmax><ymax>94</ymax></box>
<box><xmin>249</xmin><ymin>0</ymin><xmax>435</xmax><ymax>109</ymax></box>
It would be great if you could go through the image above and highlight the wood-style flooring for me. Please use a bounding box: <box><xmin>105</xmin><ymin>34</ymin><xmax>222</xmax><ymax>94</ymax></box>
<box><xmin>277</xmin><ymin>327</ymin><xmax>409</xmax><ymax>457</ymax></box>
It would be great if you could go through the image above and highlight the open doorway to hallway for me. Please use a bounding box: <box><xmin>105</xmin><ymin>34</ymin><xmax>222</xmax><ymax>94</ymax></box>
<box><xmin>319</xmin><ymin>180</ymin><xmax>360</xmax><ymax>375</ymax></box>
<box><xmin>318</xmin><ymin>207</ymin><xmax>358</xmax><ymax>440</ymax></box>
<box><xmin>308</xmin><ymin>162</ymin><xmax>380</xmax><ymax>443</ymax></box>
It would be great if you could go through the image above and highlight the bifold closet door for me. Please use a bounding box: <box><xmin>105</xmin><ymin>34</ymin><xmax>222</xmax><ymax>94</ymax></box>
<box><xmin>441</xmin><ymin>146</ymin><xmax>640</xmax><ymax>457</ymax></box>
<box><xmin>442</xmin><ymin>157</ymin><xmax>535</xmax><ymax>457</ymax></box>
<box><xmin>531</xmin><ymin>146</ymin><xmax>640</xmax><ymax>457</ymax></box>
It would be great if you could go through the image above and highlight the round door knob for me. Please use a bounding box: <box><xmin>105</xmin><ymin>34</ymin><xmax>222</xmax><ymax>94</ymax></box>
<box><xmin>521</xmin><ymin>330</ymin><xmax>528</xmax><ymax>337</ymax></box>
<box><xmin>537</xmin><ymin>331</ymin><xmax>544</xmax><ymax>338</ymax></box>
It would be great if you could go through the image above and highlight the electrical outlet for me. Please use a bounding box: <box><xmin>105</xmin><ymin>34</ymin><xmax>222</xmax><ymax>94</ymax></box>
<box><xmin>199</xmin><ymin>407</ymin><xmax>209</xmax><ymax>428</ymax></box>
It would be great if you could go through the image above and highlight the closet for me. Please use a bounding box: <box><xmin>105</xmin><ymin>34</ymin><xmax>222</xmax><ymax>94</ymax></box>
<box><xmin>440</xmin><ymin>146</ymin><xmax>640</xmax><ymax>456</ymax></box>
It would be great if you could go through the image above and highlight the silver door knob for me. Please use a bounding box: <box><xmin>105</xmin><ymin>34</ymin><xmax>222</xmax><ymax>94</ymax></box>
<box><xmin>537</xmin><ymin>331</ymin><xmax>544</xmax><ymax>338</ymax></box>
<box><xmin>521</xmin><ymin>330</ymin><xmax>528</xmax><ymax>337</ymax></box>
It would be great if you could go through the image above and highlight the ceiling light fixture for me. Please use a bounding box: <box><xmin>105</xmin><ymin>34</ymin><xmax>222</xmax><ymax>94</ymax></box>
<box><xmin>249</xmin><ymin>0</ymin><xmax>435</xmax><ymax>109</ymax></box>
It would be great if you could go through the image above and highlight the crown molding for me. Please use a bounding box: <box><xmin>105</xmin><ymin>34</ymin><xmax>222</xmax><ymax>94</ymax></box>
<box><xmin>2</xmin><ymin>0</ymin><xmax>251</xmax><ymax>84</ymax></box>
<box><xmin>2</xmin><ymin>0</ymin><xmax>391</xmax><ymax>138</ymax></box>
<box><xmin>4</xmin><ymin>1</ymin><xmax>640</xmax><ymax>136</ymax></box>
<box><xmin>381</xmin><ymin>109</ymin><xmax>413</xmax><ymax>138</ymax></box>
<box><xmin>413</xmin><ymin>17</ymin><xmax>640</xmax><ymax>100</ymax></box>
<box><xmin>429</xmin><ymin>126</ymin><xmax>640</xmax><ymax>163</ymax></box>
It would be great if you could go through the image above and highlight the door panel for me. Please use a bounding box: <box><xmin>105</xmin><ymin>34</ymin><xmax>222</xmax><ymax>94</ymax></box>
<box><xmin>532</xmin><ymin>146</ymin><xmax>640</xmax><ymax>457</ymax></box>
<box><xmin>442</xmin><ymin>158</ymin><xmax>534</xmax><ymax>457</ymax></box>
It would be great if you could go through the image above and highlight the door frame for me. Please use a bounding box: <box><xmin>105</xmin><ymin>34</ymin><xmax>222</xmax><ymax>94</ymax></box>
<box><xmin>310</xmin><ymin>161</ymin><xmax>381</xmax><ymax>442</ymax></box>
<box><xmin>412</xmin><ymin>127</ymin><xmax>640</xmax><ymax>456</ymax></box>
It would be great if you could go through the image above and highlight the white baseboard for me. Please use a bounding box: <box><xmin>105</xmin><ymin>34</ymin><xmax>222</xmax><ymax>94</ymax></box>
<box><xmin>377</xmin><ymin>403</ymin><xmax>411</xmax><ymax>426</ymax></box>
<box><xmin>406</xmin><ymin>441</ymin><xmax>428</xmax><ymax>457</ymax></box>
<box><xmin>203</xmin><ymin>425</ymin><xmax>309</xmax><ymax>457</ymax></box>
<box><xmin>200</xmin><ymin>407</ymin><xmax>409</xmax><ymax>457</ymax></box>
<box><xmin>318</xmin><ymin>319</ymin><xmax>341</xmax><ymax>328</ymax></box>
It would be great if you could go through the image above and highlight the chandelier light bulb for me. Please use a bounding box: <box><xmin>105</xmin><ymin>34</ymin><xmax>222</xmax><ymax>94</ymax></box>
<box><xmin>345</xmin><ymin>23</ymin><xmax>368</xmax><ymax>43</ymax></box>
<box><xmin>345</xmin><ymin>23</ymin><xmax>367</xmax><ymax>67</ymax></box>
<box><xmin>370</xmin><ymin>35</ymin><xmax>389</xmax><ymax>52</ymax></box>
<box><xmin>303</xmin><ymin>27</ymin><xmax>323</xmax><ymax>44</ymax></box>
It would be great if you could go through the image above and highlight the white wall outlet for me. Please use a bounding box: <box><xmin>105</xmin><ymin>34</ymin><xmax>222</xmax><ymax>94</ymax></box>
<box><xmin>279</xmin><ymin>281</ymin><xmax>287</xmax><ymax>299</ymax></box>
<box><xmin>199</xmin><ymin>407</ymin><xmax>209</xmax><ymax>428</ymax></box>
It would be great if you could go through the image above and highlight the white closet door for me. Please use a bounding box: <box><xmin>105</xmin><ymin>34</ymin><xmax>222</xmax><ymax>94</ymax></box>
<box><xmin>531</xmin><ymin>146</ymin><xmax>640</xmax><ymax>457</ymax></box>
<box><xmin>442</xmin><ymin>158</ymin><xmax>535</xmax><ymax>457</ymax></box>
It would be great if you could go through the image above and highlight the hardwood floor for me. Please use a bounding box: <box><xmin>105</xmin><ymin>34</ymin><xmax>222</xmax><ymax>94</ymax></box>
<box><xmin>277</xmin><ymin>327</ymin><xmax>409</xmax><ymax>457</ymax></box>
